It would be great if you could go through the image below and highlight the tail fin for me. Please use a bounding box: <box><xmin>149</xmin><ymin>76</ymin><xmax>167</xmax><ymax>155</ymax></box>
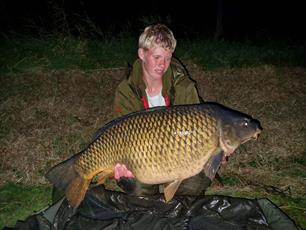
<box><xmin>65</xmin><ymin>174</ymin><xmax>91</xmax><ymax>208</ymax></box>
<box><xmin>46</xmin><ymin>153</ymin><xmax>81</xmax><ymax>190</ymax></box>
<box><xmin>46</xmin><ymin>153</ymin><xmax>90</xmax><ymax>208</ymax></box>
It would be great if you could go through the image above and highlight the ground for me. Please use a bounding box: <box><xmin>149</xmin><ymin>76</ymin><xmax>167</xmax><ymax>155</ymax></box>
<box><xmin>0</xmin><ymin>62</ymin><xmax>305</xmax><ymax>227</ymax></box>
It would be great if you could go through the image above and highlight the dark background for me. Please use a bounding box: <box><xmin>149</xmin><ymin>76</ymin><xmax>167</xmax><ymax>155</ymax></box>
<box><xmin>0</xmin><ymin>0</ymin><xmax>305</xmax><ymax>43</ymax></box>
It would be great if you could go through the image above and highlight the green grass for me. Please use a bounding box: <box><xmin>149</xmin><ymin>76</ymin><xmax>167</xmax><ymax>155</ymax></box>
<box><xmin>0</xmin><ymin>35</ymin><xmax>137</xmax><ymax>74</ymax></box>
<box><xmin>176</xmin><ymin>39</ymin><xmax>306</xmax><ymax>69</ymax></box>
<box><xmin>0</xmin><ymin>183</ymin><xmax>52</xmax><ymax>229</ymax></box>
<box><xmin>1</xmin><ymin>35</ymin><xmax>305</xmax><ymax>74</ymax></box>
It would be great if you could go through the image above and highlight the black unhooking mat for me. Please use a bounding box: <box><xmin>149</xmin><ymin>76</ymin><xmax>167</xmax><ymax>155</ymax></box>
<box><xmin>5</xmin><ymin>186</ymin><xmax>298</xmax><ymax>230</ymax></box>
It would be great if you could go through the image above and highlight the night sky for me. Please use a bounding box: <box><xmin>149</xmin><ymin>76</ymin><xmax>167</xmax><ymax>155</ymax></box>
<box><xmin>1</xmin><ymin>0</ymin><xmax>305</xmax><ymax>42</ymax></box>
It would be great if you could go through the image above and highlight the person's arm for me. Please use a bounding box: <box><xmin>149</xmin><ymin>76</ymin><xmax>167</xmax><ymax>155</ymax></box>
<box><xmin>173</xmin><ymin>75</ymin><xmax>202</xmax><ymax>105</ymax></box>
<box><xmin>112</xmin><ymin>80</ymin><xmax>144</xmax><ymax>119</ymax></box>
<box><xmin>170</xmin><ymin>58</ymin><xmax>203</xmax><ymax>105</ymax></box>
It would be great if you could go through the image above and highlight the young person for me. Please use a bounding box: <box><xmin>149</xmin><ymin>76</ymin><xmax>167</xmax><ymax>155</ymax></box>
<box><xmin>111</xmin><ymin>23</ymin><xmax>211</xmax><ymax>196</ymax></box>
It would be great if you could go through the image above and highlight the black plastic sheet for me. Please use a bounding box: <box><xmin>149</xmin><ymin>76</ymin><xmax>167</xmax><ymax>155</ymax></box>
<box><xmin>7</xmin><ymin>186</ymin><xmax>298</xmax><ymax>230</ymax></box>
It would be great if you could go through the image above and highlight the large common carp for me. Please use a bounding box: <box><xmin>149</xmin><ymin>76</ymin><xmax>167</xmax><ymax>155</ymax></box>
<box><xmin>46</xmin><ymin>102</ymin><xmax>262</xmax><ymax>208</ymax></box>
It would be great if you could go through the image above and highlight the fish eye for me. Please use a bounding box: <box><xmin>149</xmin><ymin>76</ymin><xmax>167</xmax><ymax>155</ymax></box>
<box><xmin>242</xmin><ymin>118</ymin><xmax>249</xmax><ymax>127</ymax></box>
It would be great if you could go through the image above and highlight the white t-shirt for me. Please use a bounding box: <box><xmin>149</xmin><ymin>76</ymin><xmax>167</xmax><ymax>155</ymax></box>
<box><xmin>146</xmin><ymin>90</ymin><xmax>166</xmax><ymax>108</ymax></box>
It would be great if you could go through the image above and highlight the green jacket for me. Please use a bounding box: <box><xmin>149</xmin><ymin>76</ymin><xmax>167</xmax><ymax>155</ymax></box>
<box><xmin>113</xmin><ymin>58</ymin><xmax>201</xmax><ymax>118</ymax></box>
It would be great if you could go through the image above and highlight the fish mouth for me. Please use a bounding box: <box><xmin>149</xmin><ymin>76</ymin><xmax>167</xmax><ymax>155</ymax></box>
<box><xmin>254</xmin><ymin>127</ymin><xmax>262</xmax><ymax>140</ymax></box>
<box><xmin>242</xmin><ymin>127</ymin><xmax>262</xmax><ymax>143</ymax></box>
<box><xmin>220</xmin><ymin>127</ymin><xmax>262</xmax><ymax>160</ymax></box>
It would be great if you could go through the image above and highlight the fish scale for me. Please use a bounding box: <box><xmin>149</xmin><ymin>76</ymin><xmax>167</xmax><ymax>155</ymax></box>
<box><xmin>77</xmin><ymin>107</ymin><xmax>215</xmax><ymax>181</ymax></box>
<box><xmin>46</xmin><ymin>103</ymin><xmax>262</xmax><ymax>208</ymax></box>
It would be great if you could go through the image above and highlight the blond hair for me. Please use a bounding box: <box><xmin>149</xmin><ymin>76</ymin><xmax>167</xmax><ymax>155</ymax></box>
<box><xmin>138</xmin><ymin>24</ymin><xmax>177</xmax><ymax>52</ymax></box>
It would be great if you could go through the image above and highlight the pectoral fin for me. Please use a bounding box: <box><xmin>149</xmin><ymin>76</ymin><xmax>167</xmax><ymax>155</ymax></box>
<box><xmin>203</xmin><ymin>151</ymin><xmax>224</xmax><ymax>181</ymax></box>
<box><xmin>164</xmin><ymin>179</ymin><xmax>183</xmax><ymax>202</ymax></box>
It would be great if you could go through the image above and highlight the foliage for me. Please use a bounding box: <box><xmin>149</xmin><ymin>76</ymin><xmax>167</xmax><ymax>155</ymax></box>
<box><xmin>0</xmin><ymin>35</ymin><xmax>137</xmax><ymax>74</ymax></box>
<box><xmin>176</xmin><ymin>39</ymin><xmax>306</xmax><ymax>70</ymax></box>
<box><xmin>1</xmin><ymin>35</ymin><xmax>305</xmax><ymax>74</ymax></box>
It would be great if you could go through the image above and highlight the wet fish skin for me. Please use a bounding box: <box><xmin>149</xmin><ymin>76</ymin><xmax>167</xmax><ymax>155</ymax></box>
<box><xmin>46</xmin><ymin>102</ymin><xmax>262</xmax><ymax>208</ymax></box>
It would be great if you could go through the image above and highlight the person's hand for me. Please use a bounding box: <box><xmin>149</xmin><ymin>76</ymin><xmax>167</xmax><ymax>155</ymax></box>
<box><xmin>114</xmin><ymin>163</ymin><xmax>135</xmax><ymax>180</ymax></box>
<box><xmin>114</xmin><ymin>163</ymin><xmax>136</xmax><ymax>193</ymax></box>
<box><xmin>114</xmin><ymin>163</ymin><xmax>158</xmax><ymax>195</ymax></box>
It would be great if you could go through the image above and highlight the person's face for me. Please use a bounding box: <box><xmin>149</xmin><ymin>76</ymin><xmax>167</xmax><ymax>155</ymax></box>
<box><xmin>138</xmin><ymin>46</ymin><xmax>172</xmax><ymax>81</ymax></box>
